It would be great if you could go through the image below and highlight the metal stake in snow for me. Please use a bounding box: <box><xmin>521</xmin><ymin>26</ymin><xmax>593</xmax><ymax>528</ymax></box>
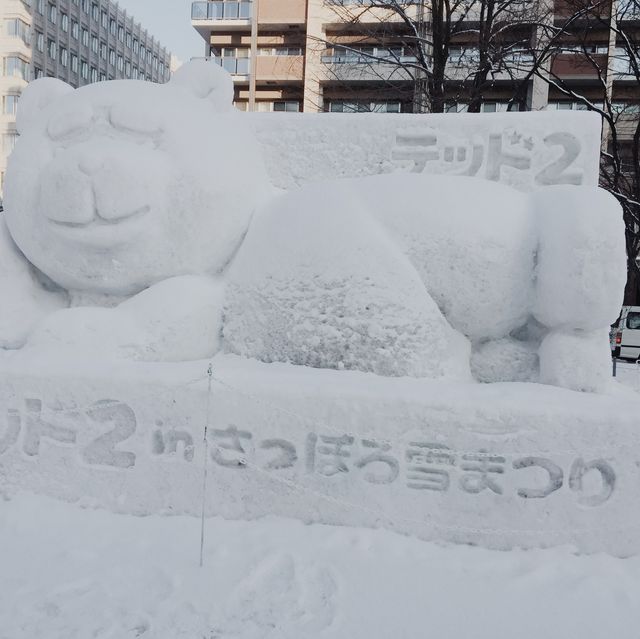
<box><xmin>199</xmin><ymin>362</ymin><xmax>213</xmax><ymax>568</ymax></box>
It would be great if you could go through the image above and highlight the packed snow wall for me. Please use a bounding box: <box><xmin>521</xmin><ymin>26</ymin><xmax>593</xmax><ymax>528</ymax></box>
<box><xmin>1</xmin><ymin>358</ymin><xmax>640</xmax><ymax>556</ymax></box>
<box><xmin>251</xmin><ymin>109</ymin><xmax>602</xmax><ymax>192</ymax></box>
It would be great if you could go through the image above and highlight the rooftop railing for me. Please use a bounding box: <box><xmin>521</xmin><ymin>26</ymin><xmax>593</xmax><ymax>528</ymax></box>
<box><xmin>191</xmin><ymin>1</ymin><xmax>252</xmax><ymax>20</ymax></box>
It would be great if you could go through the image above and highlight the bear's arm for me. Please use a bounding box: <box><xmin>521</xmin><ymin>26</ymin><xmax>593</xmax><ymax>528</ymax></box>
<box><xmin>0</xmin><ymin>216</ymin><xmax>67</xmax><ymax>350</ymax></box>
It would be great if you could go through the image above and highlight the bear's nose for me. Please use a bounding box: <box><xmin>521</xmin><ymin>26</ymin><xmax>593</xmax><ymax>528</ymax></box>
<box><xmin>78</xmin><ymin>154</ymin><xmax>104</xmax><ymax>176</ymax></box>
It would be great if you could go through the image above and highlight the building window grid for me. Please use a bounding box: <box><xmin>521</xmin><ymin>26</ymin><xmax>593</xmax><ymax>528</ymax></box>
<box><xmin>2</xmin><ymin>0</ymin><xmax>169</xmax><ymax>92</ymax></box>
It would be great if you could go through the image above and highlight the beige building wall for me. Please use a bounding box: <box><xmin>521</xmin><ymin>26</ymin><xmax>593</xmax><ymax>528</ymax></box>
<box><xmin>0</xmin><ymin>0</ymin><xmax>32</xmax><ymax>195</ymax></box>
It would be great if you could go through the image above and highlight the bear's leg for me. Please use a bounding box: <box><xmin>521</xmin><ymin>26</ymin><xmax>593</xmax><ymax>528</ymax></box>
<box><xmin>532</xmin><ymin>186</ymin><xmax>625</xmax><ymax>392</ymax></box>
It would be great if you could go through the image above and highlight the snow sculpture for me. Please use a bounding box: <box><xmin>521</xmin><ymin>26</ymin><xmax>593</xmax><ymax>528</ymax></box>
<box><xmin>0</xmin><ymin>60</ymin><xmax>626</xmax><ymax>392</ymax></box>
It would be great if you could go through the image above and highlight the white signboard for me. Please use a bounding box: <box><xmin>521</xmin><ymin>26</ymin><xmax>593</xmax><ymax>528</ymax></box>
<box><xmin>252</xmin><ymin>110</ymin><xmax>602</xmax><ymax>192</ymax></box>
<box><xmin>2</xmin><ymin>360</ymin><xmax>639</xmax><ymax>556</ymax></box>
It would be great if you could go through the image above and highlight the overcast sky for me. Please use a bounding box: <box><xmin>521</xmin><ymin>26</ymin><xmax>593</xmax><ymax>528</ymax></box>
<box><xmin>118</xmin><ymin>0</ymin><xmax>205</xmax><ymax>65</ymax></box>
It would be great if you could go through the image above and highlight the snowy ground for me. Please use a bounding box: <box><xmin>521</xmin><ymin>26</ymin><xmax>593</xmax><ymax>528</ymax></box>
<box><xmin>1</xmin><ymin>361</ymin><xmax>639</xmax><ymax>639</ymax></box>
<box><xmin>1</xmin><ymin>492</ymin><xmax>640</xmax><ymax>639</ymax></box>
<box><xmin>613</xmin><ymin>358</ymin><xmax>640</xmax><ymax>393</ymax></box>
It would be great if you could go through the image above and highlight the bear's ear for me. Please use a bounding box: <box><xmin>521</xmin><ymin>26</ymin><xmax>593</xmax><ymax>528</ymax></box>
<box><xmin>16</xmin><ymin>78</ymin><xmax>74</xmax><ymax>134</ymax></box>
<box><xmin>169</xmin><ymin>59</ymin><xmax>234</xmax><ymax>112</ymax></box>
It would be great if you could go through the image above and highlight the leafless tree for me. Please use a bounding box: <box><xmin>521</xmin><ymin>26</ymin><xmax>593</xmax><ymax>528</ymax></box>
<box><xmin>522</xmin><ymin>0</ymin><xmax>640</xmax><ymax>303</ymax></box>
<box><xmin>314</xmin><ymin>0</ymin><xmax>552</xmax><ymax>113</ymax></box>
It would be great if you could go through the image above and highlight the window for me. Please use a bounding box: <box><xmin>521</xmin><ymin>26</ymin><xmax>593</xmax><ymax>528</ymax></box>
<box><xmin>118</xmin><ymin>25</ymin><xmax>124</xmax><ymax>42</ymax></box>
<box><xmin>125</xmin><ymin>60</ymin><xmax>131</xmax><ymax>76</ymax></box>
<box><xmin>48</xmin><ymin>3</ymin><xmax>57</xmax><ymax>24</ymax></box>
<box><xmin>61</xmin><ymin>12</ymin><xmax>68</xmax><ymax>32</ymax></box>
<box><xmin>99</xmin><ymin>72</ymin><xmax>106</xmax><ymax>81</ymax></box>
<box><xmin>72</xmin><ymin>20</ymin><xmax>79</xmax><ymax>39</ymax></box>
<box><xmin>329</xmin><ymin>100</ymin><xmax>401</xmax><ymax>113</ymax></box>
<box><xmin>101</xmin><ymin>10</ymin><xmax>107</xmax><ymax>28</ymax></box>
<box><xmin>90</xmin><ymin>67</ymin><xmax>97</xmax><ymax>82</ymax></box>
<box><xmin>92</xmin><ymin>3</ymin><xmax>99</xmax><ymax>21</ymax></box>
<box><xmin>132</xmin><ymin>66</ymin><xmax>138</xmax><ymax>78</ymax></box>
<box><xmin>322</xmin><ymin>44</ymin><xmax>414</xmax><ymax>64</ymax></box>
<box><xmin>547</xmin><ymin>101</ymin><xmax>602</xmax><ymax>111</ymax></box>
<box><xmin>81</xmin><ymin>28</ymin><xmax>89</xmax><ymax>47</ymax></box>
<box><xmin>81</xmin><ymin>59</ymin><xmax>88</xmax><ymax>79</ymax></box>
<box><xmin>611</xmin><ymin>102</ymin><xmax>640</xmax><ymax>115</ymax></box>
<box><xmin>71</xmin><ymin>53</ymin><xmax>78</xmax><ymax>73</ymax></box>
<box><xmin>212</xmin><ymin>47</ymin><xmax>250</xmax><ymax>74</ymax></box>
<box><xmin>91</xmin><ymin>34</ymin><xmax>98</xmax><ymax>53</ymax></box>
<box><xmin>4</xmin><ymin>57</ymin><xmax>29</xmax><ymax>79</ymax></box>
<box><xmin>82</xmin><ymin>0</ymin><xmax>89</xmax><ymax>13</ymax></box>
<box><xmin>448</xmin><ymin>46</ymin><xmax>480</xmax><ymax>65</ymax></box>
<box><xmin>3</xmin><ymin>95</ymin><xmax>19</xmax><ymax>116</ymax></box>
<box><xmin>627</xmin><ymin>312</ymin><xmax>640</xmax><ymax>329</ymax></box>
<box><xmin>3</xmin><ymin>56</ymin><xmax>29</xmax><ymax>80</ymax></box>
<box><xmin>100</xmin><ymin>41</ymin><xmax>107</xmax><ymax>59</ymax></box>
<box><xmin>3</xmin><ymin>133</ymin><xmax>18</xmax><ymax>155</ymax></box>
<box><xmin>6</xmin><ymin>18</ymin><xmax>30</xmax><ymax>42</ymax></box>
<box><xmin>140</xmin><ymin>45</ymin><xmax>146</xmax><ymax>61</ymax></box>
<box><xmin>259</xmin><ymin>47</ymin><xmax>303</xmax><ymax>56</ymax></box>
<box><xmin>117</xmin><ymin>54</ymin><xmax>123</xmax><ymax>71</ymax></box>
<box><xmin>133</xmin><ymin>38</ymin><xmax>139</xmax><ymax>54</ymax></box>
<box><xmin>126</xmin><ymin>31</ymin><xmax>132</xmax><ymax>48</ymax></box>
<box><xmin>37</xmin><ymin>0</ymin><xmax>45</xmax><ymax>15</ymax></box>
<box><xmin>36</xmin><ymin>31</ymin><xmax>44</xmax><ymax>52</ymax></box>
<box><xmin>274</xmin><ymin>101</ymin><xmax>300</xmax><ymax>112</ymax></box>
<box><xmin>60</xmin><ymin>46</ymin><xmax>68</xmax><ymax>66</ymax></box>
<box><xmin>258</xmin><ymin>100</ymin><xmax>300</xmax><ymax>113</ymax></box>
<box><xmin>109</xmin><ymin>49</ymin><xmax>115</xmax><ymax>66</ymax></box>
<box><xmin>110</xmin><ymin>19</ymin><xmax>116</xmax><ymax>36</ymax></box>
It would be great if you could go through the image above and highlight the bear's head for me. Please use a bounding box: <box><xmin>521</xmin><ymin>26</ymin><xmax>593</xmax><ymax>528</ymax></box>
<box><xmin>4</xmin><ymin>60</ymin><xmax>273</xmax><ymax>296</ymax></box>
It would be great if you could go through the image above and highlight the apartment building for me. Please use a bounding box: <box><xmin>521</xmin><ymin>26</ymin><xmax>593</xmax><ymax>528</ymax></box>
<box><xmin>190</xmin><ymin>0</ymin><xmax>640</xmax><ymax>119</ymax></box>
<box><xmin>1</xmin><ymin>0</ymin><xmax>172</xmax><ymax>196</ymax></box>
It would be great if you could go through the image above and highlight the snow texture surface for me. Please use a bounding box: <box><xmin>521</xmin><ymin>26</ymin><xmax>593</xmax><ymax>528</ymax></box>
<box><xmin>1</xmin><ymin>492</ymin><xmax>639</xmax><ymax>639</ymax></box>
<box><xmin>224</xmin><ymin>180</ymin><xmax>471</xmax><ymax>379</ymax></box>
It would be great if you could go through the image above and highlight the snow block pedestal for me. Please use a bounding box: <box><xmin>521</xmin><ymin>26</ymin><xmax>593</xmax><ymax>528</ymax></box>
<box><xmin>2</xmin><ymin>356</ymin><xmax>640</xmax><ymax>556</ymax></box>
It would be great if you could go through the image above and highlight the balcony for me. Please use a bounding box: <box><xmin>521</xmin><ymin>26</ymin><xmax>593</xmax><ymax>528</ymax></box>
<box><xmin>446</xmin><ymin>52</ymin><xmax>534</xmax><ymax>81</ymax></box>
<box><xmin>321</xmin><ymin>54</ymin><xmax>417</xmax><ymax>83</ymax></box>
<box><xmin>191</xmin><ymin>1</ymin><xmax>252</xmax><ymax>36</ymax></box>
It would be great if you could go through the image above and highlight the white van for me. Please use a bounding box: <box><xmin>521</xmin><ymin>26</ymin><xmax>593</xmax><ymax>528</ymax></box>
<box><xmin>612</xmin><ymin>306</ymin><xmax>640</xmax><ymax>360</ymax></box>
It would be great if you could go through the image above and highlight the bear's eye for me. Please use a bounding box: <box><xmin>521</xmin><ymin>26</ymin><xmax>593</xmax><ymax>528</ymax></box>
<box><xmin>109</xmin><ymin>103</ymin><xmax>162</xmax><ymax>136</ymax></box>
<box><xmin>48</xmin><ymin>103</ymin><xmax>93</xmax><ymax>142</ymax></box>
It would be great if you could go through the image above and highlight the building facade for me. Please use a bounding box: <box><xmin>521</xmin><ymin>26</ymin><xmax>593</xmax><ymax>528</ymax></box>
<box><xmin>190</xmin><ymin>0</ymin><xmax>639</xmax><ymax>119</ymax></box>
<box><xmin>1</xmin><ymin>0</ymin><xmax>172</xmax><ymax>196</ymax></box>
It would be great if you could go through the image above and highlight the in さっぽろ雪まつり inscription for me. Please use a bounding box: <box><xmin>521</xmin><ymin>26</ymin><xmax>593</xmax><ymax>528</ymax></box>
<box><xmin>0</xmin><ymin>398</ymin><xmax>618</xmax><ymax>508</ymax></box>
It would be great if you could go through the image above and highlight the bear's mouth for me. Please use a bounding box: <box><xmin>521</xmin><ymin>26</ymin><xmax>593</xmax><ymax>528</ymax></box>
<box><xmin>50</xmin><ymin>205</ymin><xmax>151</xmax><ymax>228</ymax></box>
<box><xmin>48</xmin><ymin>205</ymin><xmax>151</xmax><ymax>246</ymax></box>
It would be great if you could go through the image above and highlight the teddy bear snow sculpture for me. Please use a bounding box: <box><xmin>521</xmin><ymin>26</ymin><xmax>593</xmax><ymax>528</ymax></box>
<box><xmin>0</xmin><ymin>60</ymin><xmax>626</xmax><ymax>392</ymax></box>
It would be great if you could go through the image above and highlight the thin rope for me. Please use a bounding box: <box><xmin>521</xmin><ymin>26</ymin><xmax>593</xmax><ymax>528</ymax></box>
<box><xmin>199</xmin><ymin>362</ymin><xmax>213</xmax><ymax>568</ymax></box>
